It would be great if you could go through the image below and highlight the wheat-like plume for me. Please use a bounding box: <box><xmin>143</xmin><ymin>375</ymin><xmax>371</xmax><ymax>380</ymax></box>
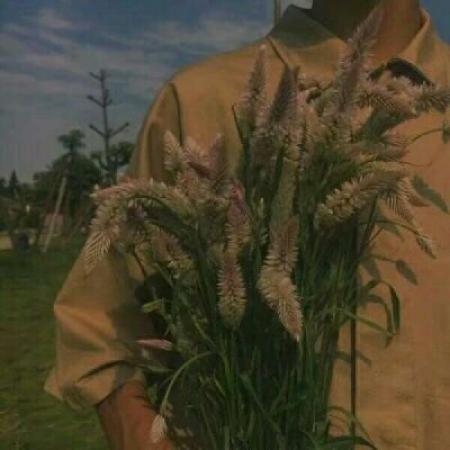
<box><xmin>217</xmin><ymin>248</ymin><xmax>247</xmax><ymax>329</ymax></box>
<box><xmin>269</xmin><ymin>65</ymin><xmax>299</xmax><ymax>127</ymax></box>
<box><xmin>164</xmin><ymin>130</ymin><xmax>188</xmax><ymax>174</ymax></box>
<box><xmin>150</xmin><ymin>414</ymin><xmax>168</xmax><ymax>444</ymax></box>
<box><xmin>84</xmin><ymin>178</ymin><xmax>194</xmax><ymax>274</ymax></box>
<box><xmin>258</xmin><ymin>267</ymin><xmax>303</xmax><ymax>341</ymax></box>
<box><xmin>381</xmin><ymin>187</ymin><xmax>436</xmax><ymax>257</ymax></box>
<box><xmin>184</xmin><ymin>137</ymin><xmax>210</xmax><ymax>175</ymax></box>
<box><xmin>225</xmin><ymin>181</ymin><xmax>251</xmax><ymax>254</ymax></box>
<box><xmin>415</xmin><ymin>85</ymin><xmax>450</xmax><ymax>113</ymax></box>
<box><xmin>257</xmin><ymin>215</ymin><xmax>302</xmax><ymax>340</ymax></box>
<box><xmin>327</xmin><ymin>6</ymin><xmax>383</xmax><ymax>115</ymax></box>
<box><xmin>344</xmin><ymin>140</ymin><xmax>410</xmax><ymax>163</ymax></box>
<box><xmin>270</xmin><ymin>154</ymin><xmax>299</xmax><ymax>226</ymax></box>
<box><xmin>398</xmin><ymin>177</ymin><xmax>428</xmax><ymax>207</ymax></box>
<box><xmin>84</xmin><ymin>231</ymin><xmax>112</xmax><ymax>275</ymax></box>
<box><xmin>314</xmin><ymin>169</ymin><xmax>407</xmax><ymax>229</ymax></box>
<box><xmin>265</xmin><ymin>217</ymin><xmax>300</xmax><ymax>273</ymax></box>
<box><xmin>357</xmin><ymin>79</ymin><xmax>417</xmax><ymax>118</ymax></box>
<box><xmin>236</xmin><ymin>45</ymin><xmax>268</xmax><ymax>130</ymax></box>
<box><xmin>208</xmin><ymin>133</ymin><xmax>228</xmax><ymax>187</ymax></box>
<box><xmin>150</xmin><ymin>227</ymin><xmax>193</xmax><ymax>275</ymax></box>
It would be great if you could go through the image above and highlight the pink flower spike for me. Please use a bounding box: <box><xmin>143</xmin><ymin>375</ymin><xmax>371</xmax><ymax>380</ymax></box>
<box><xmin>137</xmin><ymin>339</ymin><xmax>174</xmax><ymax>351</ymax></box>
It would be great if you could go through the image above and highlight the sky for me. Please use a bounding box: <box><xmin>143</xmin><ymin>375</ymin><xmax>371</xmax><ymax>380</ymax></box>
<box><xmin>0</xmin><ymin>0</ymin><xmax>449</xmax><ymax>182</ymax></box>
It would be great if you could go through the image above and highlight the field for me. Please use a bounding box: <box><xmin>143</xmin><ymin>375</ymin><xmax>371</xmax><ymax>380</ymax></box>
<box><xmin>0</xmin><ymin>240</ymin><xmax>106</xmax><ymax>450</ymax></box>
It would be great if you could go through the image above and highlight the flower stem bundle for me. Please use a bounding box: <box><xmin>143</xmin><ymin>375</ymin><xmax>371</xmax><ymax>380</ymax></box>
<box><xmin>84</xmin><ymin>8</ymin><xmax>449</xmax><ymax>450</ymax></box>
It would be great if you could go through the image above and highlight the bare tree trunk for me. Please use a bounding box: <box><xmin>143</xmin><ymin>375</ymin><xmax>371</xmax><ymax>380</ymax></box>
<box><xmin>88</xmin><ymin>70</ymin><xmax>129</xmax><ymax>186</ymax></box>
<box><xmin>34</xmin><ymin>164</ymin><xmax>65</xmax><ymax>248</ymax></box>
<box><xmin>42</xmin><ymin>175</ymin><xmax>67</xmax><ymax>253</ymax></box>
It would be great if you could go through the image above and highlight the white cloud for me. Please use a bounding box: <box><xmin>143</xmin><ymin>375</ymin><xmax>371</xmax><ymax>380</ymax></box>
<box><xmin>0</xmin><ymin>6</ymin><xmax>269</xmax><ymax>180</ymax></box>
<box><xmin>104</xmin><ymin>13</ymin><xmax>268</xmax><ymax>57</ymax></box>
<box><xmin>148</xmin><ymin>14</ymin><xmax>267</xmax><ymax>54</ymax></box>
<box><xmin>37</xmin><ymin>8</ymin><xmax>77</xmax><ymax>31</ymax></box>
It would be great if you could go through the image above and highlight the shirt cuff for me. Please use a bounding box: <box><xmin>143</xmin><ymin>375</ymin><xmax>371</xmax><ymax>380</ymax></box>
<box><xmin>44</xmin><ymin>364</ymin><xmax>147</xmax><ymax>410</ymax></box>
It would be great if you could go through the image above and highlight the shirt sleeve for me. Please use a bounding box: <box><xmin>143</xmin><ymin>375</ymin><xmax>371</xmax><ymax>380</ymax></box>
<box><xmin>44</xmin><ymin>81</ymin><xmax>182</xmax><ymax>410</ymax></box>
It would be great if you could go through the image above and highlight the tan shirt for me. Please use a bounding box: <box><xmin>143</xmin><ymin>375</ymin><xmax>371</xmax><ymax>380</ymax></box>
<box><xmin>45</xmin><ymin>5</ymin><xmax>450</xmax><ymax>449</ymax></box>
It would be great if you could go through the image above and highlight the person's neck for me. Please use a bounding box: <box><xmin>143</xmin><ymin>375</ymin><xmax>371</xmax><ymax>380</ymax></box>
<box><xmin>302</xmin><ymin>0</ymin><xmax>422</xmax><ymax>65</ymax></box>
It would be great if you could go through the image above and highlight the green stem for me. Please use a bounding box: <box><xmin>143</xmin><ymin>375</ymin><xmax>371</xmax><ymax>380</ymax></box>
<box><xmin>350</xmin><ymin>218</ymin><xmax>360</xmax><ymax>445</ymax></box>
<box><xmin>160</xmin><ymin>351</ymin><xmax>213</xmax><ymax>415</ymax></box>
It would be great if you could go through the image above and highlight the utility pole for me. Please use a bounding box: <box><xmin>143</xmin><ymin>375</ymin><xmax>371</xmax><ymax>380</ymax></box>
<box><xmin>42</xmin><ymin>173</ymin><xmax>67</xmax><ymax>253</ymax></box>
<box><xmin>42</xmin><ymin>130</ymin><xmax>84</xmax><ymax>252</ymax></box>
<box><xmin>274</xmin><ymin>0</ymin><xmax>282</xmax><ymax>25</ymax></box>
<box><xmin>87</xmin><ymin>70</ymin><xmax>129</xmax><ymax>185</ymax></box>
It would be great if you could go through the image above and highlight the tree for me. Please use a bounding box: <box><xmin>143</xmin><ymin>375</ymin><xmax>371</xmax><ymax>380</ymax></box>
<box><xmin>34</xmin><ymin>153</ymin><xmax>101</xmax><ymax>220</ymax></box>
<box><xmin>0</xmin><ymin>177</ymin><xmax>8</xmax><ymax>196</ymax></box>
<box><xmin>87</xmin><ymin>70</ymin><xmax>130</xmax><ymax>185</ymax></box>
<box><xmin>0</xmin><ymin>177</ymin><xmax>9</xmax><ymax>231</ymax></box>
<box><xmin>42</xmin><ymin>129</ymin><xmax>87</xmax><ymax>251</ymax></box>
<box><xmin>0</xmin><ymin>172</ymin><xmax>34</xmax><ymax>248</ymax></box>
<box><xmin>90</xmin><ymin>140</ymin><xmax>134</xmax><ymax>183</ymax></box>
<box><xmin>58</xmin><ymin>129</ymin><xmax>86</xmax><ymax>160</ymax></box>
<box><xmin>8</xmin><ymin>170</ymin><xmax>20</xmax><ymax>198</ymax></box>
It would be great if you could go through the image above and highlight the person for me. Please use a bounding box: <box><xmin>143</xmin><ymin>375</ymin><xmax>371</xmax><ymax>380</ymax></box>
<box><xmin>45</xmin><ymin>1</ymin><xmax>450</xmax><ymax>449</ymax></box>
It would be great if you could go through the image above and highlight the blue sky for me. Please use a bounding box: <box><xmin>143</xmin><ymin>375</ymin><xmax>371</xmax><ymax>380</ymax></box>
<box><xmin>0</xmin><ymin>0</ymin><xmax>449</xmax><ymax>182</ymax></box>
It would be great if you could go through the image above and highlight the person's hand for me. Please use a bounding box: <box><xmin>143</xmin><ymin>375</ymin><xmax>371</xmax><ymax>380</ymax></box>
<box><xmin>97</xmin><ymin>379</ymin><xmax>173</xmax><ymax>450</ymax></box>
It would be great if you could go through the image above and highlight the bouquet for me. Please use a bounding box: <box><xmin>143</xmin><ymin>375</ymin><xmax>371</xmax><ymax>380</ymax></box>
<box><xmin>84</xmin><ymin>9</ymin><xmax>450</xmax><ymax>450</ymax></box>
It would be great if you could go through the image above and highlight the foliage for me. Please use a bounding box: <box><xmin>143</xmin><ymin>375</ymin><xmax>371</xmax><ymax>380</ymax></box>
<box><xmin>83</xmin><ymin>8</ymin><xmax>449</xmax><ymax>450</ymax></box>
<box><xmin>58</xmin><ymin>129</ymin><xmax>86</xmax><ymax>157</ymax></box>
<box><xmin>7</xmin><ymin>171</ymin><xmax>20</xmax><ymax>198</ymax></box>
<box><xmin>34</xmin><ymin>152</ymin><xmax>101</xmax><ymax>223</ymax></box>
<box><xmin>0</xmin><ymin>171</ymin><xmax>39</xmax><ymax>240</ymax></box>
<box><xmin>90</xmin><ymin>141</ymin><xmax>134</xmax><ymax>185</ymax></box>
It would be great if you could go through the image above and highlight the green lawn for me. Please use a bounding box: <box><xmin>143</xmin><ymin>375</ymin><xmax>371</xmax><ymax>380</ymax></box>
<box><xmin>0</xmin><ymin>240</ymin><xmax>106</xmax><ymax>450</ymax></box>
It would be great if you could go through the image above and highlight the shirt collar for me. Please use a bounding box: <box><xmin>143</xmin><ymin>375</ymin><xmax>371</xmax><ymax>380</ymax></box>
<box><xmin>266</xmin><ymin>4</ymin><xmax>448</xmax><ymax>87</ymax></box>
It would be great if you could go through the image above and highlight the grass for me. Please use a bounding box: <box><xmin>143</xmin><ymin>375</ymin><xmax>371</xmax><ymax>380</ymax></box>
<box><xmin>0</xmin><ymin>238</ymin><xmax>106</xmax><ymax>450</ymax></box>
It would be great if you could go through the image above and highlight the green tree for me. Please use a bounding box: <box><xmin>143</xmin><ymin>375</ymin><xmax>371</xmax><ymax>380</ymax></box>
<box><xmin>34</xmin><ymin>152</ymin><xmax>101</xmax><ymax>225</ymax></box>
<box><xmin>0</xmin><ymin>172</ymin><xmax>33</xmax><ymax>247</ymax></box>
<box><xmin>91</xmin><ymin>140</ymin><xmax>134</xmax><ymax>184</ymax></box>
<box><xmin>8</xmin><ymin>170</ymin><xmax>20</xmax><ymax>198</ymax></box>
<box><xmin>42</xmin><ymin>129</ymin><xmax>94</xmax><ymax>250</ymax></box>
<box><xmin>0</xmin><ymin>177</ymin><xmax>7</xmax><ymax>196</ymax></box>
<box><xmin>58</xmin><ymin>129</ymin><xmax>86</xmax><ymax>158</ymax></box>
<box><xmin>0</xmin><ymin>178</ymin><xmax>8</xmax><ymax>231</ymax></box>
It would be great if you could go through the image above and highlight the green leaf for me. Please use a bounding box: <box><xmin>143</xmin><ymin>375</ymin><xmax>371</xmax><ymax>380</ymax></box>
<box><xmin>335</xmin><ymin>350</ymin><xmax>372</xmax><ymax>367</ymax></box>
<box><xmin>387</xmin><ymin>283</ymin><xmax>401</xmax><ymax>331</ymax></box>
<box><xmin>340</xmin><ymin>309</ymin><xmax>394</xmax><ymax>338</ymax></box>
<box><xmin>240</xmin><ymin>373</ymin><xmax>281</xmax><ymax>435</ymax></box>
<box><xmin>374</xmin><ymin>210</ymin><xmax>403</xmax><ymax>238</ymax></box>
<box><xmin>360</xmin><ymin>257</ymin><xmax>382</xmax><ymax>281</ymax></box>
<box><xmin>412</xmin><ymin>175</ymin><xmax>449</xmax><ymax>214</ymax></box>
<box><xmin>141</xmin><ymin>298</ymin><xmax>165</xmax><ymax>314</ymax></box>
<box><xmin>366</xmin><ymin>294</ymin><xmax>396</xmax><ymax>346</ymax></box>
<box><xmin>141</xmin><ymin>362</ymin><xmax>172</xmax><ymax>375</ymax></box>
<box><xmin>327</xmin><ymin>405</ymin><xmax>372</xmax><ymax>439</ymax></box>
<box><xmin>359</xmin><ymin>278</ymin><xmax>380</xmax><ymax>303</ymax></box>
<box><xmin>442</xmin><ymin>120</ymin><xmax>450</xmax><ymax>144</ymax></box>
<box><xmin>301</xmin><ymin>430</ymin><xmax>322</xmax><ymax>450</ymax></box>
<box><xmin>395</xmin><ymin>259</ymin><xmax>418</xmax><ymax>285</ymax></box>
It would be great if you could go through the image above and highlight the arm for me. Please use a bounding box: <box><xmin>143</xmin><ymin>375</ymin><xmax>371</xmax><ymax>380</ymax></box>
<box><xmin>45</xmin><ymin>82</ymin><xmax>182</xmax><ymax>449</ymax></box>
<box><xmin>97</xmin><ymin>380</ymin><xmax>172</xmax><ymax>450</ymax></box>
